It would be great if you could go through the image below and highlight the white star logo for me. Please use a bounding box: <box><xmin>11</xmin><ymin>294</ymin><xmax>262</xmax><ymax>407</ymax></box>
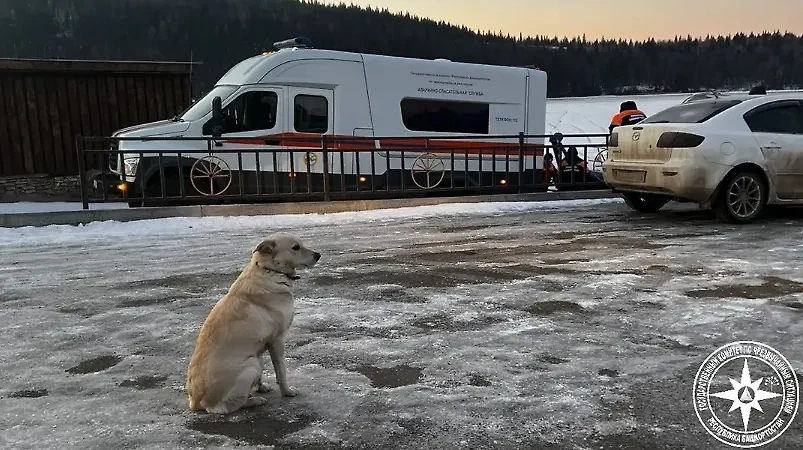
<box><xmin>710</xmin><ymin>359</ymin><xmax>782</xmax><ymax>431</ymax></box>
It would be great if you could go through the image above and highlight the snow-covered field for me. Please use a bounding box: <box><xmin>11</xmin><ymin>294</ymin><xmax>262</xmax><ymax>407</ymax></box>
<box><xmin>1</xmin><ymin>199</ymin><xmax>802</xmax><ymax>449</ymax></box>
<box><xmin>545</xmin><ymin>92</ymin><xmax>689</xmax><ymax>136</ymax></box>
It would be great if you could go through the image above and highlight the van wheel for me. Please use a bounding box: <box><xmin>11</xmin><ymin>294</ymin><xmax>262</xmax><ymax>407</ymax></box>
<box><xmin>622</xmin><ymin>193</ymin><xmax>670</xmax><ymax>213</ymax></box>
<box><xmin>142</xmin><ymin>171</ymin><xmax>194</xmax><ymax>207</ymax></box>
<box><xmin>714</xmin><ymin>169</ymin><xmax>767</xmax><ymax>224</ymax></box>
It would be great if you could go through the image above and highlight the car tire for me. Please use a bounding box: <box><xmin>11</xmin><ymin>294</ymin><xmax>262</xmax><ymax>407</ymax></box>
<box><xmin>622</xmin><ymin>192</ymin><xmax>670</xmax><ymax>213</ymax></box>
<box><xmin>714</xmin><ymin>169</ymin><xmax>767</xmax><ymax>224</ymax></box>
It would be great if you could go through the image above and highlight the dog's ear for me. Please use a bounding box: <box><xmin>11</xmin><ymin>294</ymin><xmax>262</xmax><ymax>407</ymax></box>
<box><xmin>253</xmin><ymin>239</ymin><xmax>276</xmax><ymax>255</ymax></box>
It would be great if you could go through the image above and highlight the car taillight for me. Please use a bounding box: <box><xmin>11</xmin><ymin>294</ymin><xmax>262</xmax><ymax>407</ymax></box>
<box><xmin>656</xmin><ymin>131</ymin><xmax>705</xmax><ymax>148</ymax></box>
<box><xmin>608</xmin><ymin>132</ymin><xmax>619</xmax><ymax>147</ymax></box>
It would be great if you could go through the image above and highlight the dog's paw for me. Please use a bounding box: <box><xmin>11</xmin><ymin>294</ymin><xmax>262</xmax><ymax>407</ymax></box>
<box><xmin>280</xmin><ymin>386</ymin><xmax>298</xmax><ymax>397</ymax></box>
<box><xmin>244</xmin><ymin>395</ymin><xmax>269</xmax><ymax>408</ymax></box>
<box><xmin>256</xmin><ymin>382</ymin><xmax>272</xmax><ymax>393</ymax></box>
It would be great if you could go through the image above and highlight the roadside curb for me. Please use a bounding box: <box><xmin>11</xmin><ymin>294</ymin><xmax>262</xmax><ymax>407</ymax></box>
<box><xmin>0</xmin><ymin>190</ymin><xmax>621</xmax><ymax>228</ymax></box>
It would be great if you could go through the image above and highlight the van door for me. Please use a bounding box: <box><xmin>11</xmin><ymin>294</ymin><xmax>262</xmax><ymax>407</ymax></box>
<box><xmin>286</xmin><ymin>87</ymin><xmax>335</xmax><ymax>179</ymax></box>
<box><xmin>205</xmin><ymin>86</ymin><xmax>283</xmax><ymax>195</ymax></box>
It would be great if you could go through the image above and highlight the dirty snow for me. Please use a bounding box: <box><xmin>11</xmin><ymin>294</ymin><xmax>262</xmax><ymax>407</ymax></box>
<box><xmin>0</xmin><ymin>198</ymin><xmax>621</xmax><ymax>245</ymax></box>
<box><xmin>0</xmin><ymin>201</ymin><xmax>128</xmax><ymax>214</ymax></box>
<box><xmin>2</xmin><ymin>200</ymin><xmax>803</xmax><ymax>449</ymax></box>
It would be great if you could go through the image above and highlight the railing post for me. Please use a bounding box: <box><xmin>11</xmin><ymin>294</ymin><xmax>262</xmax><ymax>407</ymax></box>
<box><xmin>76</xmin><ymin>135</ymin><xmax>89</xmax><ymax>210</ymax></box>
<box><xmin>321</xmin><ymin>135</ymin><xmax>330</xmax><ymax>201</ymax></box>
<box><xmin>517</xmin><ymin>132</ymin><xmax>524</xmax><ymax>193</ymax></box>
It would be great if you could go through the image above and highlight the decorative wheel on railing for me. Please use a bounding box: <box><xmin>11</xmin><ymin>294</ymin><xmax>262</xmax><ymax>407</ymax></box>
<box><xmin>592</xmin><ymin>148</ymin><xmax>608</xmax><ymax>173</ymax></box>
<box><xmin>411</xmin><ymin>152</ymin><xmax>445</xmax><ymax>189</ymax></box>
<box><xmin>190</xmin><ymin>156</ymin><xmax>232</xmax><ymax>196</ymax></box>
<box><xmin>303</xmin><ymin>152</ymin><xmax>318</xmax><ymax>167</ymax></box>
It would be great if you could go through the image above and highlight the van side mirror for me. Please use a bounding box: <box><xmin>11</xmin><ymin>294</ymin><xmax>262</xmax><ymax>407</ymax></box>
<box><xmin>211</xmin><ymin>96</ymin><xmax>223</xmax><ymax>119</ymax></box>
<box><xmin>209</xmin><ymin>96</ymin><xmax>225</xmax><ymax>139</ymax></box>
<box><xmin>211</xmin><ymin>125</ymin><xmax>224</xmax><ymax>138</ymax></box>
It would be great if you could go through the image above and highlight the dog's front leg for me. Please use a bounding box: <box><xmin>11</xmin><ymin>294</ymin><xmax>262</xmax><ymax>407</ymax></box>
<box><xmin>267</xmin><ymin>338</ymin><xmax>297</xmax><ymax>397</ymax></box>
<box><xmin>255</xmin><ymin>351</ymin><xmax>272</xmax><ymax>393</ymax></box>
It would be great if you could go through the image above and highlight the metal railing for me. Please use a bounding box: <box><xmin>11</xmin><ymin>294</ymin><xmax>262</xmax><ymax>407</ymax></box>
<box><xmin>76</xmin><ymin>132</ymin><xmax>610</xmax><ymax>209</ymax></box>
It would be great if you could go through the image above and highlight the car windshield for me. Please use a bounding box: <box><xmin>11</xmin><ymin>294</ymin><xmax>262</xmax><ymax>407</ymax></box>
<box><xmin>176</xmin><ymin>85</ymin><xmax>239</xmax><ymax>121</ymax></box>
<box><xmin>641</xmin><ymin>99</ymin><xmax>743</xmax><ymax>124</ymax></box>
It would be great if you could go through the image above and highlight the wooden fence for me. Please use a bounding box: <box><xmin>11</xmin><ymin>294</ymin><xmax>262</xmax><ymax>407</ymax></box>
<box><xmin>0</xmin><ymin>58</ymin><xmax>198</xmax><ymax>177</ymax></box>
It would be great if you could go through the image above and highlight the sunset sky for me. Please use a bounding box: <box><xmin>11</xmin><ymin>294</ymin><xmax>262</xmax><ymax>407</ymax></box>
<box><xmin>338</xmin><ymin>0</ymin><xmax>803</xmax><ymax>41</ymax></box>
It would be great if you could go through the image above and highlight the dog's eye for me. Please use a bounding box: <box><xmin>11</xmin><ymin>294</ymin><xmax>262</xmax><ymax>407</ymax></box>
<box><xmin>292</xmin><ymin>245</ymin><xmax>300</xmax><ymax>251</ymax></box>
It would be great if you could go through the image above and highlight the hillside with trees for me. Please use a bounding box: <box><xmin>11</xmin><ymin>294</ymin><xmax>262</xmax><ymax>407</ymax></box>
<box><xmin>1</xmin><ymin>0</ymin><xmax>802</xmax><ymax>97</ymax></box>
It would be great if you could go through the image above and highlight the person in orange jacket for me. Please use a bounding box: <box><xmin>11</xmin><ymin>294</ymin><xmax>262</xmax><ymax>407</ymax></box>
<box><xmin>609</xmin><ymin>100</ymin><xmax>646</xmax><ymax>132</ymax></box>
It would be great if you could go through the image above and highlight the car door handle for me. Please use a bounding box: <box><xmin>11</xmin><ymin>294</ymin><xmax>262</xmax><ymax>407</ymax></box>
<box><xmin>264</xmin><ymin>138</ymin><xmax>280</xmax><ymax>145</ymax></box>
<box><xmin>762</xmin><ymin>145</ymin><xmax>781</xmax><ymax>150</ymax></box>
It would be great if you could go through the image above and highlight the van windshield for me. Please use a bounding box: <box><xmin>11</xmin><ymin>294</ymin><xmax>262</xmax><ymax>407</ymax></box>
<box><xmin>176</xmin><ymin>85</ymin><xmax>238</xmax><ymax>121</ymax></box>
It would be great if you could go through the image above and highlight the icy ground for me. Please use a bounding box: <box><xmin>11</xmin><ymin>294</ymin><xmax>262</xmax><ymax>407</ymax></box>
<box><xmin>1</xmin><ymin>199</ymin><xmax>803</xmax><ymax>450</ymax></box>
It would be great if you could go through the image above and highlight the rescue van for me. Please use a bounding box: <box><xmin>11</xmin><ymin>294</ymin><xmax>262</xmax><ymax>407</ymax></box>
<box><xmin>108</xmin><ymin>37</ymin><xmax>549</xmax><ymax>204</ymax></box>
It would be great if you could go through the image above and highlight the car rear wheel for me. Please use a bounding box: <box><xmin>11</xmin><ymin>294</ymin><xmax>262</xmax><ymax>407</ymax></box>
<box><xmin>714</xmin><ymin>170</ymin><xmax>767</xmax><ymax>224</ymax></box>
<box><xmin>622</xmin><ymin>193</ymin><xmax>670</xmax><ymax>213</ymax></box>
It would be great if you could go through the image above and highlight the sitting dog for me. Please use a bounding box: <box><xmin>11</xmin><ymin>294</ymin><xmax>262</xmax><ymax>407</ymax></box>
<box><xmin>186</xmin><ymin>232</ymin><xmax>321</xmax><ymax>414</ymax></box>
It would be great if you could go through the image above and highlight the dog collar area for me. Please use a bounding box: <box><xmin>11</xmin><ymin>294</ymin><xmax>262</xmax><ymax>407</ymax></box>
<box><xmin>256</xmin><ymin>262</ymin><xmax>300</xmax><ymax>280</ymax></box>
<box><xmin>270</xmin><ymin>270</ymin><xmax>300</xmax><ymax>281</ymax></box>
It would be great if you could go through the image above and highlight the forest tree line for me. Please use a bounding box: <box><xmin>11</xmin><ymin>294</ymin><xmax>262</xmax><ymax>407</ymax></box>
<box><xmin>2</xmin><ymin>0</ymin><xmax>802</xmax><ymax>97</ymax></box>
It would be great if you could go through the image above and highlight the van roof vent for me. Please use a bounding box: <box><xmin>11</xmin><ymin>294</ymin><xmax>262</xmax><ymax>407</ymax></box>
<box><xmin>273</xmin><ymin>37</ymin><xmax>312</xmax><ymax>50</ymax></box>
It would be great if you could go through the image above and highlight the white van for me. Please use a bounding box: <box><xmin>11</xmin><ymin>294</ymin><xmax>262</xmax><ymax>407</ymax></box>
<box><xmin>108</xmin><ymin>38</ymin><xmax>549</xmax><ymax>204</ymax></box>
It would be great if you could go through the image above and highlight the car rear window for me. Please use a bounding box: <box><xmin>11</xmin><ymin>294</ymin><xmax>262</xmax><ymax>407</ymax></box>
<box><xmin>641</xmin><ymin>99</ymin><xmax>743</xmax><ymax>124</ymax></box>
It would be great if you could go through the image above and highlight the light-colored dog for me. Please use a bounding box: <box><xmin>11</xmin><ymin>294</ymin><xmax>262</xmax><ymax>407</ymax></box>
<box><xmin>186</xmin><ymin>232</ymin><xmax>320</xmax><ymax>414</ymax></box>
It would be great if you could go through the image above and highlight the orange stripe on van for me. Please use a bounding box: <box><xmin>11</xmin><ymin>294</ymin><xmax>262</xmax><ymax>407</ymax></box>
<box><xmin>223</xmin><ymin>132</ymin><xmax>545</xmax><ymax>156</ymax></box>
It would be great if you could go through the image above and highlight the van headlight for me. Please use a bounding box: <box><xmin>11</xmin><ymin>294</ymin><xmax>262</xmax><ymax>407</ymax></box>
<box><xmin>123</xmin><ymin>158</ymin><xmax>140</xmax><ymax>176</ymax></box>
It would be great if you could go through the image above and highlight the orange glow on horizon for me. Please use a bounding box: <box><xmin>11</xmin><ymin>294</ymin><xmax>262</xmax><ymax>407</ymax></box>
<box><xmin>335</xmin><ymin>0</ymin><xmax>803</xmax><ymax>41</ymax></box>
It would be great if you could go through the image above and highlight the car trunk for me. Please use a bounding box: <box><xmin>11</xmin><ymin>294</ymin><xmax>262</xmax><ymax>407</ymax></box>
<box><xmin>611</xmin><ymin>126</ymin><xmax>679</xmax><ymax>163</ymax></box>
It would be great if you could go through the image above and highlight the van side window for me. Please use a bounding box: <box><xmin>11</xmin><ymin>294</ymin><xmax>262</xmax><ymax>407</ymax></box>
<box><xmin>203</xmin><ymin>91</ymin><xmax>277</xmax><ymax>135</ymax></box>
<box><xmin>401</xmin><ymin>98</ymin><xmax>490</xmax><ymax>134</ymax></box>
<box><xmin>294</xmin><ymin>95</ymin><xmax>328</xmax><ymax>133</ymax></box>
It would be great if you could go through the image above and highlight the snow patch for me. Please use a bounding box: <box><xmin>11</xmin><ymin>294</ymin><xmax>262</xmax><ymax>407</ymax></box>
<box><xmin>0</xmin><ymin>201</ymin><xmax>128</xmax><ymax>214</ymax></box>
<box><xmin>0</xmin><ymin>198</ymin><xmax>623</xmax><ymax>245</ymax></box>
